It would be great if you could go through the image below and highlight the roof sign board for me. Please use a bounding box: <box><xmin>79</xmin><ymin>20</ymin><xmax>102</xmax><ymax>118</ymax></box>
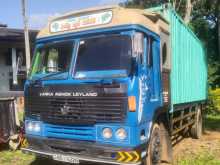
<box><xmin>50</xmin><ymin>10</ymin><xmax>113</xmax><ymax>33</ymax></box>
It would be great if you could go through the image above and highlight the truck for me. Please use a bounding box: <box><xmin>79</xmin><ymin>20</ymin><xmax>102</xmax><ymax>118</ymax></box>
<box><xmin>22</xmin><ymin>4</ymin><xmax>207</xmax><ymax>165</ymax></box>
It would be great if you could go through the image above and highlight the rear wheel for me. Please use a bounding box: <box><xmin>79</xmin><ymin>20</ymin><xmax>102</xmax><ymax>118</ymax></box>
<box><xmin>146</xmin><ymin>123</ymin><xmax>162</xmax><ymax>165</ymax></box>
<box><xmin>190</xmin><ymin>105</ymin><xmax>203</xmax><ymax>139</ymax></box>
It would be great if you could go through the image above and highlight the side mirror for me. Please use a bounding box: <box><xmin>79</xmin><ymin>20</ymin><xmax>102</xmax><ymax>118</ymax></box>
<box><xmin>132</xmin><ymin>32</ymin><xmax>144</xmax><ymax>57</ymax></box>
<box><xmin>130</xmin><ymin>32</ymin><xmax>144</xmax><ymax>76</ymax></box>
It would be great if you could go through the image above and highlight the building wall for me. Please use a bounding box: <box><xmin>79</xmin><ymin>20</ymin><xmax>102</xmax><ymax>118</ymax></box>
<box><xmin>0</xmin><ymin>48</ymin><xmax>27</xmax><ymax>92</ymax></box>
<box><xmin>0</xmin><ymin>48</ymin><xmax>11</xmax><ymax>92</ymax></box>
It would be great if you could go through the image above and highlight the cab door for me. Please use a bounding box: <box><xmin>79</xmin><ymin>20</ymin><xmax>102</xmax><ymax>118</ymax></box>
<box><xmin>138</xmin><ymin>35</ymin><xmax>162</xmax><ymax>122</ymax></box>
<box><xmin>146</xmin><ymin>36</ymin><xmax>162</xmax><ymax>101</ymax></box>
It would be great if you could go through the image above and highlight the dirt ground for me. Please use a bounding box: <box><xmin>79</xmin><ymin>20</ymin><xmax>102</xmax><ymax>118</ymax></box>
<box><xmin>172</xmin><ymin>114</ymin><xmax>220</xmax><ymax>165</ymax></box>
<box><xmin>173</xmin><ymin>130</ymin><xmax>220</xmax><ymax>164</ymax></box>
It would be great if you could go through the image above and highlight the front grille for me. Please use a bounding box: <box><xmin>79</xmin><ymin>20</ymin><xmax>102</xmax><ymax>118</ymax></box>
<box><xmin>44</xmin><ymin>124</ymin><xmax>95</xmax><ymax>141</ymax></box>
<box><xmin>25</xmin><ymin>84</ymin><xmax>127</xmax><ymax>125</ymax></box>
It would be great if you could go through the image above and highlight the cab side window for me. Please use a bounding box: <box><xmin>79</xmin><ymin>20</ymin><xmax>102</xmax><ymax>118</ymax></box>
<box><xmin>147</xmin><ymin>37</ymin><xmax>153</xmax><ymax>67</ymax></box>
<box><xmin>162</xmin><ymin>43</ymin><xmax>167</xmax><ymax>65</ymax></box>
<box><xmin>160</xmin><ymin>31</ymin><xmax>170</xmax><ymax>70</ymax></box>
<box><xmin>139</xmin><ymin>36</ymin><xmax>144</xmax><ymax>65</ymax></box>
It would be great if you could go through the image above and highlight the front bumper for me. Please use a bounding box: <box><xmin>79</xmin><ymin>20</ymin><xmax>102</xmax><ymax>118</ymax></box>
<box><xmin>22</xmin><ymin>136</ymin><xmax>145</xmax><ymax>165</ymax></box>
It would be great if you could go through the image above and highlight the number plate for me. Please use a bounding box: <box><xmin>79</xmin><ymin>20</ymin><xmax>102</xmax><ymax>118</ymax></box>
<box><xmin>52</xmin><ymin>154</ymin><xmax>80</xmax><ymax>164</ymax></box>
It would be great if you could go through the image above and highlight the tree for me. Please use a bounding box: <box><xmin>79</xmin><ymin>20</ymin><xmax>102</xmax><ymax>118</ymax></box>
<box><xmin>123</xmin><ymin>0</ymin><xmax>199</xmax><ymax>24</ymax></box>
<box><xmin>123</xmin><ymin>0</ymin><xmax>219</xmax><ymax>87</ymax></box>
<box><xmin>218</xmin><ymin>1</ymin><xmax>220</xmax><ymax>56</ymax></box>
<box><xmin>184</xmin><ymin>0</ymin><xmax>193</xmax><ymax>23</ymax></box>
<box><xmin>190</xmin><ymin>0</ymin><xmax>219</xmax><ymax>87</ymax></box>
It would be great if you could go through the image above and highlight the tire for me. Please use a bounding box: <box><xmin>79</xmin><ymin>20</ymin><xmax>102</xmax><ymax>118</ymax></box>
<box><xmin>146</xmin><ymin>123</ymin><xmax>162</xmax><ymax>165</ymax></box>
<box><xmin>190</xmin><ymin>105</ymin><xmax>203</xmax><ymax>139</ymax></box>
<box><xmin>160</xmin><ymin>122</ymin><xmax>173</xmax><ymax>163</ymax></box>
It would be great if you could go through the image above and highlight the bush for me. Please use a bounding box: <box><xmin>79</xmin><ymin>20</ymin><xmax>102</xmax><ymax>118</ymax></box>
<box><xmin>207</xmin><ymin>88</ymin><xmax>220</xmax><ymax>114</ymax></box>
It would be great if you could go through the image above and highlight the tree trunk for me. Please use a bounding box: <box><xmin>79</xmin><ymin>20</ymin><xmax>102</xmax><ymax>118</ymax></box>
<box><xmin>184</xmin><ymin>0</ymin><xmax>192</xmax><ymax>24</ymax></box>
<box><xmin>172</xmin><ymin>0</ymin><xmax>176</xmax><ymax>9</ymax></box>
<box><xmin>218</xmin><ymin>12</ymin><xmax>220</xmax><ymax>59</ymax></box>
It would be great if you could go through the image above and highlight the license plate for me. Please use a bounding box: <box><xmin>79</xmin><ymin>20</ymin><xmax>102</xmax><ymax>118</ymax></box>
<box><xmin>52</xmin><ymin>154</ymin><xmax>80</xmax><ymax>164</ymax></box>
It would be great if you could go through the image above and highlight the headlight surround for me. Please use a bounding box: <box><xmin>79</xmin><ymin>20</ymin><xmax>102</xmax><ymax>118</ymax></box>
<box><xmin>26</xmin><ymin>121</ymin><xmax>41</xmax><ymax>133</ymax></box>
<box><xmin>102</xmin><ymin>128</ymin><xmax>113</xmax><ymax>139</ymax></box>
<box><xmin>115</xmin><ymin>128</ymin><xmax>127</xmax><ymax>140</ymax></box>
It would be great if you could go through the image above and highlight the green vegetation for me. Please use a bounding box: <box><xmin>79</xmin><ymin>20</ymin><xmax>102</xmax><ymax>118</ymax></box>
<box><xmin>0</xmin><ymin>150</ymin><xmax>66</xmax><ymax>165</ymax></box>
<box><xmin>0</xmin><ymin>150</ymin><xmax>34</xmax><ymax>165</ymax></box>
<box><xmin>205</xmin><ymin>114</ymin><xmax>220</xmax><ymax>131</ymax></box>
<box><xmin>176</xmin><ymin>151</ymin><xmax>220</xmax><ymax>165</ymax></box>
<box><xmin>18</xmin><ymin>110</ymin><xmax>24</xmax><ymax>122</ymax></box>
<box><xmin>208</xmin><ymin>88</ymin><xmax>220</xmax><ymax>114</ymax></box>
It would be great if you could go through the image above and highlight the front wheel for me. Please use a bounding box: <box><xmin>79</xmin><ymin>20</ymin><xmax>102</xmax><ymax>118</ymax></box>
<box><xmin>146</xmin><ymin>123</ymin><xmax>162</xmax><ymax>165</ymax></box>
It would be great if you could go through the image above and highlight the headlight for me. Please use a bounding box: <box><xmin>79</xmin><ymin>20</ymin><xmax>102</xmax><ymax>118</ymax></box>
<box><xmin>26</xmin><ymin>121</ymin><xmax>41</xmax><ymax>132</ymax></box>
<box><xmin>102</xmin><ymin>128</ymin><xmax>113</xmax><ymax>139</ymax></box>
<box><xmin>116</xmin><ymin>128</ymin><xmax>127</xmax><ymax>140</ymax></box>
<box><xmin>27</xmin><ymin>122</ymin><xmax>34</xmax><ymax>131</ymax></box>
<box><xmin>33</xmin><ymin>123</ymin><xmax>41</xmax><ymax>132</ymax></box>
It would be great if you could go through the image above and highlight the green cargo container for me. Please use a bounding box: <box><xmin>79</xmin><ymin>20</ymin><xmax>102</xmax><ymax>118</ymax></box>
<box><xmin>147</xmin><ymin>5</ymin><xmax>207</xmax><ymax>107</ymax></box>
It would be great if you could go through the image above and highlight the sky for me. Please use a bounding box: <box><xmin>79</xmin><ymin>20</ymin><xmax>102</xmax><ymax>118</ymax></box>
<box><xmin>0</xmin><ymin>0</ymin><xmax>126</xmax><ymax>29</ymax></box>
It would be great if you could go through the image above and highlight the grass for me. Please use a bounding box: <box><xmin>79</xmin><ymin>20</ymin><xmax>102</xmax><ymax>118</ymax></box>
<box><xmin>208</xmin><ymin>88</ymin><xmax>220</xmax><ymax>113</ymax></box>
<box><xmin>0</xmin><ymin>150</ymin><xmax>35</xmax><ymax>165</ymax></box>
<box><xmin>0</xmin><ymin>149</ymin><xmax>66</xmax><ymax>165</ymax></box>
<box><xmin>209</xmin><ymin>89</ymin><xmax>220</xmax><ymax>110</ymax></box>
<box><xmin>205</xmin><ymin>114</ymin><xmax>220</xmax><ymax>131</ymax></box>
<box><xmin>176</xmin><ymin>151</ymin><xmax>220</xmax><ymax>165</ymax></box>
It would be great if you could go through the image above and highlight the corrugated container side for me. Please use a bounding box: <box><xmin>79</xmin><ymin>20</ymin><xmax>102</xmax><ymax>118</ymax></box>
<box><xmin>147</xmin><ymin>5</ymin><xmax>207</xmax><ymax>106</ymax></box>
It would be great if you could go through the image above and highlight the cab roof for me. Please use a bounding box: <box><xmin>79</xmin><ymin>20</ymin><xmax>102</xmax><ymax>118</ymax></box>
<box><xmin>37</xmin><ymin>5</ymin><xmax>169</xmax><ymax>39</ymax></box>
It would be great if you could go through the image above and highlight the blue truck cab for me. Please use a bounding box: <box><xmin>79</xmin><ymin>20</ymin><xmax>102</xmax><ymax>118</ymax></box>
<box><xmin>22</xmin><ymin>5</ymin><xmax>207</xmax><ymax>165</ymax></box>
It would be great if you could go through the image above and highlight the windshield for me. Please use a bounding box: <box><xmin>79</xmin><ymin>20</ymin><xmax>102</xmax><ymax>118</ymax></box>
<box><xmin>75</xmin><ymin>35</ymin><xmax>132</xmax><ymax>76</ymax></box>
<box><xmin>30</xmin><ymin>41</ymin><xmax>74</xmax><ymax>76</ymax></box>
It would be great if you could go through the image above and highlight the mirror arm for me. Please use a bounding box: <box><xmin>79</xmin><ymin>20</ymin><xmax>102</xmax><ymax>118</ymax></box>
<box><xmin>131</xmin><ymin>56</ymin><xmax>138</xmax><ymax>76</ymax></box>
